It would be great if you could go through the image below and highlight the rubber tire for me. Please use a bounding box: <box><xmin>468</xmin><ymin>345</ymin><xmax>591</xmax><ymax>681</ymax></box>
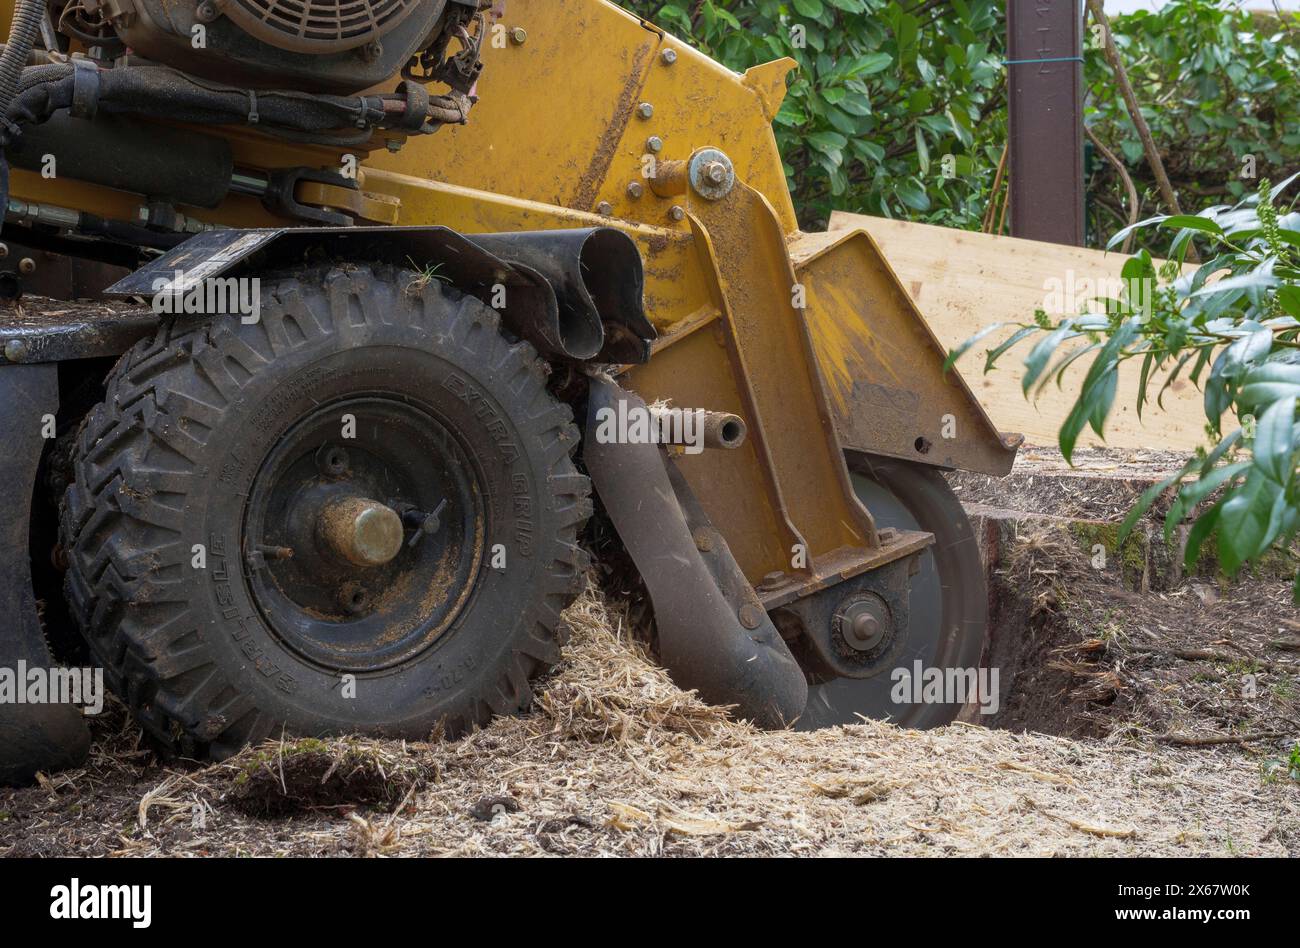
<box><xmin>798</xmin><ymin>454</ymin><xmax>988</xmax><ymax>729</ymax></box>
<box><xmin>60</xmin><ymin>265</ymin><xmax>591</xmax><ymax>759</ymax></box>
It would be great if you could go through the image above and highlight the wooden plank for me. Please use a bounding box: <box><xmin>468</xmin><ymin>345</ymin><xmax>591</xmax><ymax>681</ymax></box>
<box><xmin>828</xmin><ymin>212</ymin><xmax>1219</xmax><ymax>452</ymax></box>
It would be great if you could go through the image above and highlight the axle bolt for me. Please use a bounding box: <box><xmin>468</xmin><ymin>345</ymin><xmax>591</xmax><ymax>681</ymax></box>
<box><xmin>835</xmin><ymin>596</ymin><xmax>891</xmax><ymax>653</ymax></box>
<box><xmin>319</xmin><ymin>498</ymin><xmax>404</xmax><ymax>568</ymax></box>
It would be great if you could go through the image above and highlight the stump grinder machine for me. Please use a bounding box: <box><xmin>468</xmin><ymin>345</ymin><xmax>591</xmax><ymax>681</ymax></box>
<box><xmin>0</xmin><ymin>0</ymin><xmax>1019</xmax><ymax>783</ymax></box>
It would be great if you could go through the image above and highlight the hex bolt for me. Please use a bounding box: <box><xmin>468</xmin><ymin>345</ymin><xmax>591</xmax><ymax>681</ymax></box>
<box><xmin>850</xmin><ymin>612</ymin><xmax>882</xmax><ymax>646</ymax></box>
<box><xmin>18</xmin><ymin>258</ymin><xmax>35</xmax><ymax>275</ymax></box>
<box><xmin>704</xmin><ymin>161</ymin><xmax>728</xmax><ymax>185</ymax></box>
<box><xmin>661</xmin><ymin>48</ymin><xmax>678</xmax><ymax>65</ymax></box>
<box><xmin>596</xmin><ymin>201</ymin><xmax>613</xmax><ymax>216</ymax></box>
<box><xmin>759</xmin><ymin>570</ymin><xmax>786</xmax><ymax>591</ymax></box>
<box><xmin>510</xmin><ymin>26</ymin><xmax>527</xmax><ymax>45</ymax></box>
<box><xmin>626</xmin><ymin>181</ymin><xmax>644</xmax><ymax>199</ymax></box>
<box><xmin>636</xmin><ymin>102</ymin><xmax>654</xmax><ymax>119</ymax></box>
<box><xmin>669</xmin><ymin>205</ymin><xmax>686</xmax><ymax>222</ymax></box>
<box><xmin>646</xmin><ymin>136</ymin><xmax>664</xmax><ymax>153</ymax></box>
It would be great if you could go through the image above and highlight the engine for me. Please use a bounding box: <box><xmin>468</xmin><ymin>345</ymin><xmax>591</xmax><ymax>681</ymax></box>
<box><xmin>54</xmin><ymin>0</ymin><xmax>485</xmax><ymax>94</ymax></box>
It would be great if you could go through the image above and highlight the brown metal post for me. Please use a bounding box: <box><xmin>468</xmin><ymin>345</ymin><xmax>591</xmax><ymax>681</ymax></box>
<box><xmin>1005</xmin><ymin>0</ymin><xmax>1085</xmax><ymax>246</ymax></box>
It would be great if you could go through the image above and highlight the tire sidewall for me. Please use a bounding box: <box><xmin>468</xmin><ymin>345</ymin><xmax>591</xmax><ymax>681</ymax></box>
<box><xmin>182</xmin><ymin>283</ymin><xmax>561</xmax><ymax>735</ymax></box>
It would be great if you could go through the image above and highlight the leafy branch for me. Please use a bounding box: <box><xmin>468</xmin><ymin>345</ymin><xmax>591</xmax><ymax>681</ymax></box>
<box><xmin>949</xmin><ymin>175</ymin><xmax>1300</xmax><ymax>587</ymax></box>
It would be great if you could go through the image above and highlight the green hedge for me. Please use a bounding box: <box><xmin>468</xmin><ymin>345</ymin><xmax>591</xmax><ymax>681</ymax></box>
<box><xmin>621</xmin><ymin>1</ymin><xmax>1299</xmax><ymax>244</ymax></box>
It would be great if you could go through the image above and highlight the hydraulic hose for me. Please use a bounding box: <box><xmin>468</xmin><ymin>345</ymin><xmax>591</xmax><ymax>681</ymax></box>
<box><xmin>0</xmin><ymin>0</ymin><xmax>46</xmax><ymax>234</ymax></box>
<box><xmin>0</xmin><ymin>0</ymin><xmax>43</xmax><ymax>118</ymax></box>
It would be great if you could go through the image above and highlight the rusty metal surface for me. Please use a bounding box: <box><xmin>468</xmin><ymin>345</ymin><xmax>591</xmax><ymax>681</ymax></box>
<box><xmin>626</xmin><ymin>167</ymin><xmax>920</xmax><ymax>601</ymax></box>
<box><xmin>790</xmin><ymin>228</ymin><xmax>1020</xmax><ymax>477</ymax></box>
<box><xmin>1006</xmin><ymin>0</ymin><xmax>1085</xmax><ymax>246</ymax></box>
<box><xmin>0</xmin><ymin>296</ymin><xmax>159</xmax><ymax>364</ymax></box>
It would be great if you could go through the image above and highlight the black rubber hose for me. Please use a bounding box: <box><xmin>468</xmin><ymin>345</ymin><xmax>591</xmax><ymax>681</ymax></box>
<box><xmin>0</xmin><ymin>0</ymin><xmax>45</xmax><ymax>234</ymax></box>
<box><xmin>0</xmin><ymin>0</ymin><xmax>44</xmax><ymax>118</ymax></box>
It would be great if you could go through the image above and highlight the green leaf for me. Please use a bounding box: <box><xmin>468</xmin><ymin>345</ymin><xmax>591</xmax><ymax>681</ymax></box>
<box><xmin>1118</xmin><ymin>463</ymin><xmax>1192</xmax><ymax>547</ymax></box>
<box><xmin>1277</xmin><ymin>286</ymin><xmax>1300</xmax><ymax>320</ymax></box>
<box><xmin>807</xmin><ymin>131</ymin><xmax>848</xmax><ymax>153</ymax></box>
<box><xmin>895</xmin><ymin>179</ymin><xmax>931</xmax><ymax>212</ymax></box>
<box><xmin>1252</xmin><ymin>396</ymin><xmax>1298</xmax><ymax>485</ymax></box>
<box><xmin>945</xmin><ymin>322</ymin><xmax>1011</xmax><ymax>372</ymax></box>
<box><xmin>1217</xmin><ymin>474</ymin><xmax>1274</xmax><ymax>575</ymax></box>
<box><xmin>1240</xmin><ymin>362</ymin><xmax>1300</xmax><ymax>409</ymax></box>
<box><xmin>1021</xmin><ymin>319</ymin><xmax>1076</xmax><ymax>395</ymax></box>
<box><xmin>1158</xmin><ymin>215</ymin><xmax>1224</xmax><ymax>236</ymax></box>
<box><xmin>984</xmin><ymin>326</ymin><xmax>1038</xmax><ymax>372</ymax></box>
<box><xmin>1183</xmin><ymin>498</ymin><xmax>1223</xmax><ymax>573</ymax></box>
<box><xmin>1167</xmin><ymin>460</ymin><xmax>1250</xmax><ymax>544</ymax></box>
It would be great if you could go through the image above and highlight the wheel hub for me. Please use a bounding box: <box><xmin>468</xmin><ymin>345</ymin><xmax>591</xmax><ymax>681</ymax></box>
<box><xmin>242</xmin><ymin>397</ymin><xmax>484</xmax><ymax>673</ymax></box>
<box><xmin>836</xmin><ymin>596</ymin><xmax>890</xmax><ymax>652</ymax></box>
<box><xmin>317</xmin><ymin>496</ymin><xmax>405</xmax><ymax>568</ymax></box>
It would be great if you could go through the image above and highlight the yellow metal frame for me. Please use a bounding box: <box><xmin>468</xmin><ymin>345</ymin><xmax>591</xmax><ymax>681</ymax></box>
<box><xmin>6</xmin><ymin>0</ymin><xmax>1016</xmax><ymax>591</ymax></box>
